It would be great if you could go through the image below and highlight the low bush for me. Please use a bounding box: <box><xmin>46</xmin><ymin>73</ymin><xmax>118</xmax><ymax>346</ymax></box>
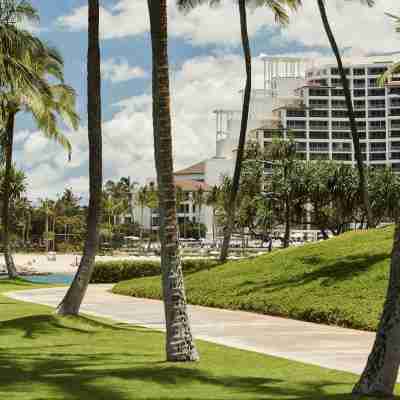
<box><xmin>91</xmin><ymin>258</ymin><xmax>219</xmax><ymax>283</ymax></box>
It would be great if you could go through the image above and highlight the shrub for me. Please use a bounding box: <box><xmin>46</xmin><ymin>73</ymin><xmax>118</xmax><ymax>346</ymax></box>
<box><xmin>90</xmin><ymin>258</ymin><xmax>219</xmax><ymax>283</ymax></box>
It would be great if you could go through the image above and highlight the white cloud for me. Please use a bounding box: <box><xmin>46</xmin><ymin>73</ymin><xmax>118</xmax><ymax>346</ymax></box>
<box><xmin>58</xmin><ymin>0</ymin><xmax>399</xmax><ymax>53</ymax></box>
<box><xmin>102</xmin><ymin>58</ymin><xmax>147</xmax><ymax>83</ymax></box>
<box><xmin>15</xmin><ymin>53</ymin><xmax>268</xmax><ymax>199</ymax></box>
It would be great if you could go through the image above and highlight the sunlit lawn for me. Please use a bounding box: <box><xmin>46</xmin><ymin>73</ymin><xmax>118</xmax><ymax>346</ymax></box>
<box><xmin>0</xmin><ymin>279</ymin><xmax>397</xmax><ymax>399</ymax></box>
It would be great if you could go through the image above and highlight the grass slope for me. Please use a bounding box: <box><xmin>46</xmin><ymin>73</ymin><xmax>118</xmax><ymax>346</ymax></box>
<box><xmin>0</xmin><ymin>280</ymin><xmax>387</xmax><ymax>399</ymax></box>
<box><xmin>114</xmin><ymin>226</ymin><xmax>395</xmax><ymax>331</ymax></box>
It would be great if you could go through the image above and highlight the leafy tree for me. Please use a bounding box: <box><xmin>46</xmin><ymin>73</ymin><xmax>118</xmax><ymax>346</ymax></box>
<box><xmin>57</xmin><ymin>0</ymin><xmax>103</xmax><ymax>316</ymax></box>
<box><xmin>316</xmin><ymin>0</ymin><xmax>375</xmax><ymax>227</ymax></box>
<box><xmin>148</xmin><ymin>0</ymin><xmax>198</xmax><ymax>361</ymax></box>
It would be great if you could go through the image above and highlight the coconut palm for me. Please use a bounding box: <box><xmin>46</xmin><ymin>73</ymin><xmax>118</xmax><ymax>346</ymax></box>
<box><xmin>148</xmin><ymin>0</ymin><xmax>199</xmax><ymax>361</ymax></box>
<box><xmin>206</xmin><ymin>185</ymin><xmax>219</xmax><ymax>243</ymax></box>
<box><xmin>178</xmin><ymin>0</ymin><xmax>300</xmax><ymax>261</ymax></box>
<box><xmin>316</xmin><ymin>0</ymin><xmax>375</xmax><ymax>228</ymax></box>
<box><xmin>0</xmin><ymin>1</ymin><xmax>53</xmax><ymax>98</ymax></box>
<box><xmin>379</xmin><ymin>14</ymin><xmax>400</xmax><ymax>85</ymax></box>
<box><xmin>353</xmin><ymin>9</ymin><xmax>400</xmax><ymax>398</ymax></box>
<box><xmin>193</xmin><ymin>186</ymin><xmax>204</xmax><ymax>239</ymax></box>
<box><xmin>57</xmin><ymin>0</ymin><xmax>103</xmax><ymax>315</ymax></box>
<box><xmin>0</xmin><ymin>43</ymin><xmax>78</xmax><ymax>278</ymax></box>
<box><xmin>137</xmin><ymin>185</ymin><xmax>148</xmax><ymax>240</ymax></box>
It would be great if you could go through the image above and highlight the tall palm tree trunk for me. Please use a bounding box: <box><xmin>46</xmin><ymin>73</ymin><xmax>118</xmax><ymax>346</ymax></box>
<box><xmin>220</xmin><ymin>0</ymin><xmax>251</xmax><ymax>262</ymax></box>
<box><xmin>283</xmin><ymin>196</ymin><xmax>291</xmax><ymax>248</ymax></box>
<box><xmin>2</xmin><ymin>111</ymin><xmax>17</xmax><ymax>278</ymax></box>
<box><xmin>45</xmin><ymin>211</ymin><xmax>49</xmax><ymax>252</ymax></box>
<box><xmin>148</xmin><ymin>0</ymin><xmax>198</xmax><ymax>362</ymax></box>
<box><xmin>57</xmin><ymin>0</ymin><xmax>102</xmax><ymax>315</ymax></box>
<box><xmin>353</xmin><ymin>223</ymin><xmax>400</xmax><ymax>397</ymax></box>
<box><xmin>316</xmin><ymin>0</ymin><xmax>373</xmax><ymax>228</ymax></box>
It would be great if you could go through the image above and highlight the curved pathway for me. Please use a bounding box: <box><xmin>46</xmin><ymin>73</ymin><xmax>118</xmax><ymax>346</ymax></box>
<box><xmin>6</xmin><ymin>285</ymin><xmax>376</xmax><ymax>376</ymax></box>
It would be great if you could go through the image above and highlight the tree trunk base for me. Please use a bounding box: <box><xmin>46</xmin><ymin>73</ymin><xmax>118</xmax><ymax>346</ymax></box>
<box><xmin>353</xmin><ymin>387</ymin><xmax>395</xmax><ymax>399</ymax></box>
<box><xmin>166</xmin><ymin>347</ymin><xmax>199</xmax><ymax>362</ymax></box>
<box><xmin>5</xmin><ymin>251</ymin><xmax>18</xmax><ymax>279</ymax></box>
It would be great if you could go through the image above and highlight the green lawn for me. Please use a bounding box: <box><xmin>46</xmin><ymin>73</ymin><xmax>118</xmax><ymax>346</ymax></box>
<box><xmin>114</xmin><ymin>226</ymin><xmax>395</xmax><ymax>331</ymax></box>
<box><xmin>1</xmin><ymin>279</ymin><xmax>395</xmax><ymax>399</ymax></box>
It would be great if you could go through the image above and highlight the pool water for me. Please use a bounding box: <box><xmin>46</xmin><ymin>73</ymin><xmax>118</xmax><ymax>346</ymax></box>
<box><xmin>24</xmin><ymin>274</ymin><xmax>73</xmax><ymax>285</ymax></box>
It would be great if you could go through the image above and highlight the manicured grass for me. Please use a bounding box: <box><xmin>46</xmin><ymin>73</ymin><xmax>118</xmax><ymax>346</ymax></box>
<box><xmin>1</xmin><ymin>280</ymin><xmax>395</xmax><ymax>399</ymax></box>
<box><xmin>114</xmin><ymin>226</ymin><xmax>395</xmax><ymax>331</ymax></box>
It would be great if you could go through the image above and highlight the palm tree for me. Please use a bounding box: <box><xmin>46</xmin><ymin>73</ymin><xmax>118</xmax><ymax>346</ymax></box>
<box><xmin>206</xmin><ymin>185</ymin><xmax>219</xmax><ymax>243</ymax></box>
<box><xmin>193</xmin><ymin>186</ymin><xmax>204</xmax><ymax>239</ymax></box>
<box><xmin>353</xmin><ymin>10</ymin><xmax>400</xmax><ymax>398</ymax></box>
<box><xmin>137</xmin><ymin>185</ymin><xmax>148</xmax><ymax>241</ymax></box>
<box><xmin>57</xmin><ymin>0</ymin><xmax>103</xmax><ymax>316</ymax></box>
<box><xmin>147</xmin><ymin>0</ymin><xmax>198</xmax><ymax>361</ymax></box>
<box><xmin>0</xmin><ymin>43</ymin><xmax>78</xmax><ymax>277</ymax></box>
<box><xmin>316</xmin><ymin>0</ymin><xmax>375</xmax><ymax>228</ymax></box>
<box><xmin>176</xmin><ymin>186</ymin><xmax>184</xmax><ymax>239</ymax></box>
<box><xmin>178</xmin><ymin>0</ymin><xmax>299</xmax><ymax>261</ymax></box>
<box><xmin>38</xmin><ymin>199</ymin><xmax>53</xmax><ymax>252</ymax></box>
<box><xmin>0</xmin><ymin>1</ymin><xmax>53</xmax><ymax>98</ymax></box>
<box><xmin>379</xmin><ymin>14</ymin><xmax>400</xmax><ymax>85</ymax></box>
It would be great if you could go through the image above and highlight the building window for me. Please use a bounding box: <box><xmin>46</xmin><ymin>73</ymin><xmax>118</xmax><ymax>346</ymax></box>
<box><xmin>332</xmin><ymin>142</ymin><xmax>351</xmax><ymax>152</ymax></box>
<box><xmin>333</xmin><ymin>153</ymin><xmax>352</xmax><ymax>161</ymax></box>
<box><xmin>353</xmin><ymin>89</ymin><xmax>365</xmax><ymax>97</ymax></box>
<box><xmin>332</xmin><ymin>100</ymin><xmax>347</xmax><ymax>109</ymax></box>
<box><xmin>310</xmin><ymin>99</ymin><xmax>329</xmax><ymax>108</ymax></box>
<box><xmin>331</xmin><ymin>88</ymin><xmax>345</xmax><ymax>97</ymax></box>
<box><xmin>368</xmin><ymin>88</ymin><xmax>386</xmax><ymax>97</ymax></box>
<box><xmin>370</xmin><ymin>120</ymin><xmax>386</xmax><ymax>130</ymax></box>
<box><xmin>332</xmin><ymin>120</ymin><xmax>350</xmax><ymax>130</ymax></box>
<box><xmin>370</xmin><ymin>142</ymin><xmax>386</xmax><ymax>152</ymax></box>
<box><xmin>310</xmin><ymin>142</ymin><xmax>329</xmax><ymax>152</ymax></box>
<box><xmin>368</xmin><ymin>67</ymin><xmax>387</xmax><ymax>75</ymax></box>
<box><xmin>310</xmin><ymin>120</ymin><xmax>328</xmax><ymax>130</ymax></box>
<box><xmin>332</xmin><ymin>110</ymin><xmax>348</xmax><ymax>118</ymax></box>
<box><xmin>309</xmin><ymin>88</ymin><xmax>329</xmax><ymax>97</ymax></box>
<box><xmin>369</xmin><ymin>131</ymin><xmax>386</xmax><ymax>140</ymax></box>
<box><xmin>332</xmin><ymin>131</ymin><xmax>351</xmax><ymax>139</ymax></box>
<box><xmin>353</xmin><ymin>79</ymin><xmax>365</xmax><ymax>88</ymax></box>
<box><xmin>354</xmin><ymin>100</ymin><xmax>366</xmax><ymax>109</ymax></box>
<box><xmin>287</xmin><ymin>120</ymin><xmax>306</xmax><ymax>129</ymax></box>
<box><xmin>369</xmin><ymin>99</ymin><xmax>386</xmax><ymax>108</ymax></box>
<box><xmin>353</xmin><ymin>68</ymin><xmax>365</xmax><ymax>76</ymax></box>
<box><xmin>310</xmin><ymin>109</ymin><xmax>328</xmax><ymax>118</ymax></box>
<box><xmin>286</xmin><ymin>109</ymin><xmax>306</xmax><ymax>117</ymax></box>
<box><xmin>369</xmin><ymin>109</ymin><xmax>386</xmax><ymax>118</ymax></box>
<box><xmin>310</xmin><ymin>131</ymin><xmax>329</xmax><ymax>139</ymax></box>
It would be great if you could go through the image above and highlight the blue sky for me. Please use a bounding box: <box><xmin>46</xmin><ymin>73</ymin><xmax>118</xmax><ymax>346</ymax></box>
<box><xmin>13</xmin><ymin>0</ymin><xmax>399</xmax><ymax>201</ymax></box>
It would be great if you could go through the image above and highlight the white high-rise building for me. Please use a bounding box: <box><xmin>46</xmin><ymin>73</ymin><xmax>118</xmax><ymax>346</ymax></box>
<box><xmin>136</xmin><ymin>54</ymin><xmax>400</xmax><ymax>240</ymax></box>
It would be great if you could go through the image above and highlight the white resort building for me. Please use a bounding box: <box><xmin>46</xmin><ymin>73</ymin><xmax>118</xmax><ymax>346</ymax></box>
<box><xmin>136</xmin><ymin>53</ymin><xmax>400</xmax><ymax>240</ymax></box>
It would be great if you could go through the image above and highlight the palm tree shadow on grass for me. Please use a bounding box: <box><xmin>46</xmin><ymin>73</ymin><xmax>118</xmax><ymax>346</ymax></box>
<box><xmin>0</xmin><ymin>348</ymin><xmax>387</xmax><ymax>400</ymax></box>
<box><xmin>237</xmin><ymin>252</ymin><xmax>389</xmax><ymax>296</ymax></box>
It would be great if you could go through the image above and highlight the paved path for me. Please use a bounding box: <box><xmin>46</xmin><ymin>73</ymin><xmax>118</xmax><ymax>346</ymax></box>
<box><xmin>6</xmin><ymin>285</ymin><xmax>376</xmax><ymax>376</ymax></box>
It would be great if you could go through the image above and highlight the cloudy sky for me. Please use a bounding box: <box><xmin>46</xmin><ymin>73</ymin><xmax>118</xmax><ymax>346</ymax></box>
<box><xmin>15</xmin><ymin>0</ymin><xmax>399</xmax><ymax>201</ymax></box>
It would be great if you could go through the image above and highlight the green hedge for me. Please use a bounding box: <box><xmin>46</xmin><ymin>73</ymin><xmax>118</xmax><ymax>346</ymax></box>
<box><xmin>90</xmin><ymin>258</ymin><xmax>219</xmax><ymax>283</ymax></box>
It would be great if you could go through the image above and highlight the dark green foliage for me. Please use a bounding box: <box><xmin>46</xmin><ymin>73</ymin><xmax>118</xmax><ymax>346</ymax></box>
<box><xmin>114</xmin><ymin>226</ymin><xmax>395</xmax><ymax>331</ymax></box>
<box><xmin>91</xmin><ymin>258</ymin><xmax>220</xmax><ymax>283</ymax></box>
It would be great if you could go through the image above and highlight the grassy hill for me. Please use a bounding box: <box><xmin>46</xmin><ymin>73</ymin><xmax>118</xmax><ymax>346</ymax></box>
<box><xmin>113</xmin><ymin>226</ymin><xmax>395</xmax><ymax>331</ymax></box>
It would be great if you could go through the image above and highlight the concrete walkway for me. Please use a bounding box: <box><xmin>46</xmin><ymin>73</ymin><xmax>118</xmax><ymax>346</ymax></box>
<box><xmin>6</xmin><ymin>285</ymin><xmax>376</xmax><ymax>376</ymax></box>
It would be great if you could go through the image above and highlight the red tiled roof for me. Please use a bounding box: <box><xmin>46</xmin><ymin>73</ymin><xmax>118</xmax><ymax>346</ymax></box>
<box><xmin>174</xmin><ymin>179</ymin><xmax>210</xmax><ymax>192</ymax></box>
<box><xmin>174</xmin><ymin>161</ymin><xmax>205</xmax><ymax>176</ymax></box>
